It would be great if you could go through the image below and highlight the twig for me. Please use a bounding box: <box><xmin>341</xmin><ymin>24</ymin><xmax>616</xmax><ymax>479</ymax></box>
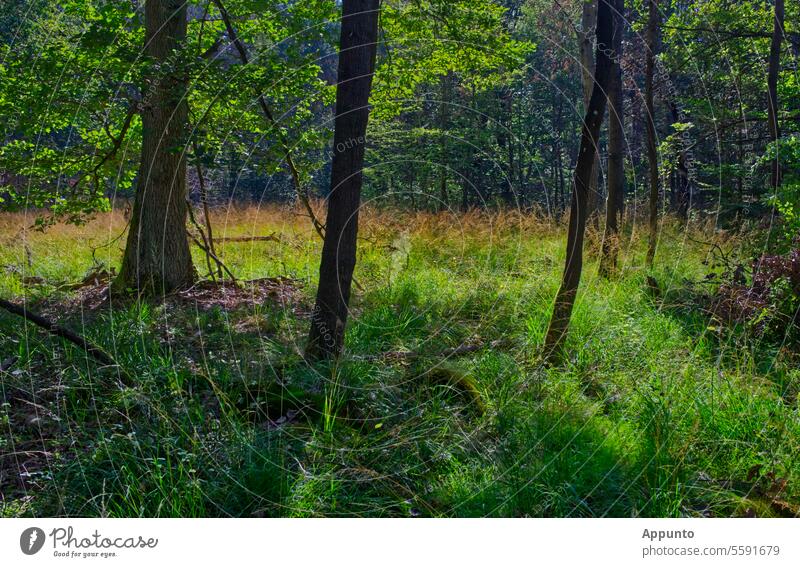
<box><xmin>188</xmin><ymin>134</ymin><xmax>223</xmax><ymax>279</ymax></box>
<box><xmin>187</xmin><ymin>231</ymin><xmax>238</xmax><ymax>283</ymax></box>
<box><xmin>186</xmin><ymin>198</ymin><xmax>219</xmax><ymax>281</ymax></box>
<box><xmin>211</xmin><ymin>0</ymin><xmax>326</xmax><ymax>239</ymax></box>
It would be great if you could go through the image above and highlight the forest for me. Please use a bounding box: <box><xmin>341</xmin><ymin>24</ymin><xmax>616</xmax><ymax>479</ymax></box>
<box><xmin>0</xmin><ymin>0</ymin><xmax>798</xmax><ymax>518</ymax></box>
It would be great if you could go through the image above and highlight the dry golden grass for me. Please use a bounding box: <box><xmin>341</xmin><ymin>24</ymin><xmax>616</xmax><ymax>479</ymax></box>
<box><xmin>0</xmin><ymin>201</ymin><xmax>731</xmax><ymax>300</ymax></box>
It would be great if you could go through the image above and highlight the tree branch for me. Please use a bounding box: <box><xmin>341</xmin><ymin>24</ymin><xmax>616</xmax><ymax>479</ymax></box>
<box><xmin>211</xmin><ymin>0</ymin><xmax>326</xmax><ymax>240</ymax></box>
<box><xmin>0</xmin><ymin>297</ymin><xmax>130</xmax><ymax>386</ymax></box>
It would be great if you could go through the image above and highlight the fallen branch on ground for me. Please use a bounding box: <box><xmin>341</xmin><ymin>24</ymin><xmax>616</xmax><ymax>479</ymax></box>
<box><xmin>213</xmin><ymin>234</ymin><xmax>280</xmax><ymax>243</ymax></box>
<box><xmin>357</xmin><ymin>340</ymin><xmax>504</xmax><ymax>362</ymax></box>
<box><xmin>0</xmin><ymin>297</ymin><xmax>131</xmax><ymax>386</ymax></box>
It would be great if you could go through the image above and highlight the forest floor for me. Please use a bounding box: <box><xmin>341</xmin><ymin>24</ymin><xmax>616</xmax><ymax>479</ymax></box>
<box><xmin>0</xmin><ymin>205</ymin><xmax>798</xmax><ymax>517</ymax></box>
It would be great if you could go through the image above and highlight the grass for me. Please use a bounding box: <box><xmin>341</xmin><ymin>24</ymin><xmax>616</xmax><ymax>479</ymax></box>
<box><xmin>0</xmin><ymin>204</ymin><xmax>798</xmax><ymax>517</ymax></box>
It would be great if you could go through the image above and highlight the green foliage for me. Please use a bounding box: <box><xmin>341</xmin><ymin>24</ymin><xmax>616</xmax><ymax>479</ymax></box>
<box><xmin>372</xmin><ymin>0</ymin><xmax>532</xmax><ymax>118</ymax></box>
<box><xmin>764</xmin><ymin>136</ymin><xmax>800</xmax><ymax>248</ymax></box>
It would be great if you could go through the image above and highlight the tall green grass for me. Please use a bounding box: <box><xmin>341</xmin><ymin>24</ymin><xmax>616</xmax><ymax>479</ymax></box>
<box><xmin>0</xmin><ymin>207</ymin><xmax>797</xmax><ymax>517</ymax></box>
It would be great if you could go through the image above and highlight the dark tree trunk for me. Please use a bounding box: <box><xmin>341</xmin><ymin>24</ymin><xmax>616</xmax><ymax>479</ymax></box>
<box><xmin>504</xmin><ymin>90</ymin><xmax>515</xmax><ymax>206</ymax></box>
<box><xmin>544</xmin><ymin>0</ymin><xmax>614</xmax><ymax>359</ymax></box>
<box><xmin>579</xmin><ymin>0</ymin><xmax>600</xmax><ymax>225</ymax></box>
<box><xmin>668</xmin><ymin>100</ymin><xmax>690</xmax><ymax>217</ymax></box>
<box><xmin>644</xmin><ymin>0</ymin><xmax>661</xmax><ymax>268</ymax></box>
<box><xmin>116</xmin><ymin>0</ymin><xmax>194</xmax><ymax>294</ymax></box>
<box><xmin>438</xmin><ymin>74</ymin><xmax>450</xmax><ymax>212</ymax></box>
<box><xmin>768</xmin><ymin>0</ymin><xmax>784</xmax><ymax>190</ymax></box>
<box><xmin>599</xmin><ymin>0</ymin><xmax>625</xmax><ymax>278</ymax></box>
<box><xmin>461</xmin><ymin>176</ymin><xmax>470</xmax><ymax>212</ymax></box>
<box><xmin>557</xmin><ymin>136</ymin><xmax>565</xmax><ymax>214</ymax></box>
<box><xmin>306</xmin><ymin>0</ymin><xmax>380</xmax><ymax>359</ymax></box>
<box><xmin>553</xmin><ymin>92</ymin><xmax>565</xmax><ymax>215</ymax></box>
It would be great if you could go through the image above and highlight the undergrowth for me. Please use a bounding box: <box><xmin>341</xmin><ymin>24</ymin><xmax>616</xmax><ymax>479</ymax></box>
<box><xmin>1</xmin><ymin>206</ymin><xmax>798</xmax><ymax>517</ymax></box>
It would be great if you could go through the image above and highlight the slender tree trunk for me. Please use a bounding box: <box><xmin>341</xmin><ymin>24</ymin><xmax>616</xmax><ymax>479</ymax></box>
<box><xmin>552</xmin><ymin>145</ymin><xmax>560</xmax><ymax>213</ymax></box>
<box><xmin>768</xmin><ymin>0</ymin><xmax>784</xmax><ymax>190</ymax></box>
<box><xmin>504</xmin><ymin>90</ymin><xmax>515</xmax><ymax>206</ymax></box>
<box><xmin>599</xmin><ymin>0</ymin><xmax>625</xmax><ymax>278</ymax></box>
<box><xmin>644</xmin><ymin>0</ymin><xmax>661</xmax><ymax>269</ymax></box>
<box><xmin>668</xmin><ymin>100</ymin><xmax>690</xmax><ymax>217</ymax></box>
<box><xmin>553</xmin><ymin>92</ymin><xmax>564</xmax><ymax>215</ymax></box>
<box><xmin>544</xmin><ymin>0</ymin><xmax>614</xmax><ymax>360</ymax></box>
<box><xmin>116</xmin><ymin>0</ymin><xmax>194</xmax><ymax>294</ymax></box>
<box><xmin>557</xmin><ymin>137</ymin><xmax>565</xmax><ymax>214</ymax></box>
<box><xmin>438</xmin><ymin>167</ymin><xmax>448</xmax><ymax>211</ymax></box>
<box><xmin>558</xmin><ymin>96</ymin><xmax>566</xmax><ymax>215</ymax></box>
<box><xmin>438</xmin><ymin>73</ymin><xmax>450</xmax><ymax>212</ymax></box>
<box><xmin>306</xmin><ymin>0</ymin><xmax>380</xmax><ymax>359</ymax></box>
<box><xmin>579</xmin><ymin>0</ymin><xmax>600</xmax><ymax>225</ymax></box>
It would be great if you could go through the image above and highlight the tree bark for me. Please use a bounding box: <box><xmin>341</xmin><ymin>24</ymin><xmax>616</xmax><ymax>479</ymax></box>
<box><xmin>644</xmin><ymin>0</ymin><xmax>661</xmax><ymax>269</ymax></box>
<box><xmin>579</xmin><ymin>0</ymin><xmax>600</xmax><ymax>224</ymax></box>
<box><xmin>544</xmin><ymin>0</ymin><xmax>614</xmax><ymax>360</ymax></box>
<box><xmin>116</xmin><ymin>0</ymin><xmax>194</xmax><ymax>294</ymax></box>
<box><xmin>767</xmin><ymin>0</ymin><xmax>784</xmax><ymax>190</ymax></box>
<box><xmin>306</xmin><ymin>0</ymin><xmax>380</xmax><ymax>359</ymax></box>
<box><xmin>599</xmin><ymin>0</ymin><xmax>625</xmax><ymax>277</ymax></box>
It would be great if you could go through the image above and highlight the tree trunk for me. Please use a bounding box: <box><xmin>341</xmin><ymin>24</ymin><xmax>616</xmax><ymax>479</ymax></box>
<box><xmin>599</xmin><ymin>0</ymin><xmax>625</xmax><ymax>278</ymax></box>
<box><xmin>544</xmin><ymin>0</ymin><xmax>614</xmax><ymax>360</ymax></box>
<box><xmin>579</xmin><ymin>0</ymin><xmax>600</xmax><ymax>225</ymax></box>
<box><xmin>767</xmin><ymin>0</ymin><xmax>784</xmax><ymax>190</ymax></box>
<box><xmin>504</xmin><ymin>90</ymin><xmax>515</xmax><ymax>206</ymax></box>
<box><xmin>554</xmin><ymin>92</ymin><xmax>564</xmax><ymax>215</ymax></box>
<box><xmin>644</xmin><ymin>0</ymin><xmax>660</xmax><ymax>269</ymax></box>
<box><xmin>306</xmin><ymin>0</ymin><xmax>380</xmax><ymax>359</ymax></box>
<box><xmin>558</xmin><ymin>151</ymin><xmax>564</xmax><ymax>214</ymax></box>
<box><xmin>668</xmin><ymin>100</ymin><xmax>690</xmax><ymax>217</ymax></box>
<box><xmin>438</xmin><ymin>73</ymin><xmax>450</xmax><ymax>212</ymax></box>
<box><xmin>116</xmin><ymin>0</ymin><xmax>194</xmax><ymax>294</ymax></box>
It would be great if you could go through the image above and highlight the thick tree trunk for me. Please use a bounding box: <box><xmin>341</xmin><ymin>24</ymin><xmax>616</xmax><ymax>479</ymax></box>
<box><xmin>599</xmin><ymin>0</ymin><xmax>625</xmax><ymax>278</ymax></box>
<box><xmin>644</xmin><ymin>0</ymin><xmax>660</xmax><ymax>269</ymax></box>
<box><xmin>767</xmin><ymin>0</ymin><xmax>784</xmax><ymax>190</ymax></box>
<box><xmin>306</xmin><ymin>0</ymin><xmax>380</xmax><ymax>359</ymax></box>
<box><xmin>544</xmin><ymin>0</ymin><xmax>614</xmax><ymax>359</ymax></box>
<box><xmin>579</xmin><ymin>0</ymin><xmax>600</xmax><ymax>224</ymax></box>
<box><xmin>116</xmin><ymin>0</ymin><xmax>193</xmax><ymax>294</ymax></box>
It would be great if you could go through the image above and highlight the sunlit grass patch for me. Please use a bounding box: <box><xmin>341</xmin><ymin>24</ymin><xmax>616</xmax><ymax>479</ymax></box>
<box><xmin>1</xmin><ymin>206</ymin><xmax>797</xmax><ymax>517</ymax></box>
